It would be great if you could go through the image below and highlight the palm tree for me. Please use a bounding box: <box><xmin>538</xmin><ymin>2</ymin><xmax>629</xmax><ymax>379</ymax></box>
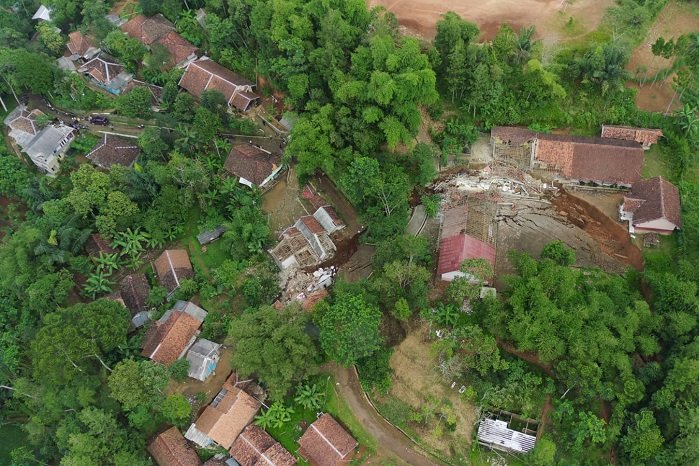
<box><xmin>175</xmin><ymin>125</ymin><xmax>200</xmax><ymax>153</ymax></box>
<box><xmin>83</xmin><ymin>272</ymin><xmax>114</xmax><ymax>299</ymax></box>
<box><xmin>294</xmin><ymin>383</ymin><xmax>325</xmax><ymax>411</ymax></box>
<box><xmin>95</xmin><ymin>252</ymin><xmax>120</xmax><ymax>275</ymax></box>
<box><xmin>433</xmin><ymin>304</ymin><xmax>460</xmax><ymax>327</ymax></box>
<box><xmin>513</xmin><ymin>26</ymin><xmax>536</xmax><ymax>65</ymax></box>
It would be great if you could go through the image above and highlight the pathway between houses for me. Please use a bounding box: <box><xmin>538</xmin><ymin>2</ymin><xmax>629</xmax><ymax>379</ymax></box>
<box><xmin>327</xmin><ymin>363</ymin><xmax>443</xmax><ymax>466</ymax></box>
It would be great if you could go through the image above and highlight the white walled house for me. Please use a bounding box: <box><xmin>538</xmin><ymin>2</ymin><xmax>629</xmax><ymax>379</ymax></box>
<box><xmin>620</xmin><ymin>176</ymin><xmax>681</xmax><ymax>235</ymax></box>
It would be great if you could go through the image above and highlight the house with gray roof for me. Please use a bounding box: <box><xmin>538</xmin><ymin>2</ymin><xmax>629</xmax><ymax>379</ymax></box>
<box><xmin>186</xmin><ymin>338</ymin><xmax>222</xmax><ymax>381</ymax></box>
<box><xmin>4</xmin><ymin>105</ymin><xmax>74</xmax><ymax>175</ymax></box>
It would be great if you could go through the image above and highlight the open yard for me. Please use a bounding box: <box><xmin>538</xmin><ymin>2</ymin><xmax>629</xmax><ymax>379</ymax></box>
<box><xmin>374</xmin><ymin>327</ymin><xmax>478</xmax><ymax>464</ymax></box>
<box><xmin>626</xmin><ymin>0</ymin><xmax>699</xmax><ymax>112</ymax></box>
<box><xmin>367</xmin><ymin>0</ymin><xmax>613</xmax><ymax>42</ymax></box>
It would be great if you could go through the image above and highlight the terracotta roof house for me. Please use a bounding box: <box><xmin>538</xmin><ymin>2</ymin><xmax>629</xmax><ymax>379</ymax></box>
<box><xmin>185</xmin><ymin>374</ymin><xmax>262</xmax><ymax>449</ymax></box>
<box><xmin>87</xmin><ymin>133</ymin><xmax>140</xmax><ymax>170</ymax></box>
<box><xmin>4</xmin><ymin>105</ymin><xmax>74</xmax><ymax>175</ymax></box>
<box><xmin>269</xmin><ymin>216</ymin><xmax>336</xmax><ymax>270</ymax></box>
<box><xmin>78</xmin><ymin>53</ymin><xmax>133</xmax><ymax>94</ymax></box>
<box><xmin>490</xmin><ymin>126</ymin><xmax>645</xmax><ymax>186</ymax></box>
<box><xmin>66</xmin><ymin>31</ymin><xmax>100</xmax><ymax>61</ymax></box>
<box><xmin>437</xmin><ymin>233</ymin><xmax>496</xmax><ymax>282</ymax></box>
<box><xmin>313</xmin><ymin>206</ymin><xmax>345</xmax><ymax>234</ymax></box>
<box><xmin>230</xmin><ymin>425</ymin><xmax>296</xmax><ymax>466</ymax></box>
<box><xmin>601</xmin><ymin>125</ymin><xmax>663</xmax><ymax>150</ymax></box>
<box><xmin>154</xmin><ymin>31</ymin><xmax>198</xmax><ymax>68</ymax></box>
<box><xmin>186</xmin><ymin>338</ymin><xmax>222</xmax><ymax>382</ymax></box>
<box><xmin>298</xmin><ymin>414</ymin><xmax>357</xmax><ymax>466</ymax></box>
<box><xmin>148</xmin><ymin>426</ymin><xmax>202</xmax><ymax>466</ymax></box>
<box><xmin>121</xmin><ymin>14</ymin><xmax>174</xmax><ymax>46</ymax></box>
<box><xmin>120</xmin><ymin>273</ymin><xmax>150</xmax><ymax>315</ymax></box>
<box><xmin>179</xmin><ymin>58</ymin><xmax>259</xmax><ymax>111</ymax></box>
<box><xmin>224</xmin><ymin>144</ymin><xmax>283</xmax><ymax>188</ymax></box>
<box><xmin>141</xmin><ymin>301</ymin><xmax>207</xmax><ymax>364</ymax></box>
<box><xmin>619</xmin><ymin>176</ymin><xmax>681</xmax><ymax>235</ymax></box>
<box><xmin>153</xmin><ymin>249</ymin><xmax>194</xmax><ymax>296</ymax></box>
<box><xmin>85</xmin><ymin>233</ymin><xmax>116</xmax><ymax>257</ymax></box>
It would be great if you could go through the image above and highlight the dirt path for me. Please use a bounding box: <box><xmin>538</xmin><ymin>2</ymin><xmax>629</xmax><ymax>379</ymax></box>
<box><xmin>327</xmin><ymin>363</ymin><xmax>443</xmax><ymax>466</ymax></box>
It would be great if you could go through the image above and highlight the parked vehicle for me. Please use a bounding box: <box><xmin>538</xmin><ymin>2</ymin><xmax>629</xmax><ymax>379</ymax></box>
<box><xmin>89</xmin><ymin>115</ymin><xmax>110</xmax><ymax>125</ymax></box>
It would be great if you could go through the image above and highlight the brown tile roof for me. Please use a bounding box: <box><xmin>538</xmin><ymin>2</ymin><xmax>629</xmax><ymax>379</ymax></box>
<box><xmin>67</xmin><ymin>31</ymin><xmax>96</xmax><ymax>57</ymax></box>
<box><xmin>298</xmin><ymin>414</ymin><xmax>357</xmax><ymax>466</ymax></box>
<box><xmin>194</xmin><ymin>374</ymin><xmax>261</xmax><ymax>449</ymax></box>
<box><xmin>179</xmin><ymin>59</ymin><xmax>257</xmax><ymax>110</ymax></box>
<box><xmin>224</xmin><ymin>144</ymin><xmax>282</xmax><ymax>186</ymax></box>
<box><xmin>6</xmin><ymin>108</ymin><xmax>44</xmax><ymax>136</ymax></box>
<box><xmin>230</xmin><ymin>425</ymin><xmax>296</xmax><ymax>466</ymax></box>
<box><xmin>624</xmin><ymin>176</ymin><xmax>681</xmax><ymax>228</ymax></box>
<box><xmin>532</xmin><ymin>133</ymin><xmax>643</xmax><ymax>185</ymax></box>
<box><xmin>490</xmin><ymin>126</ymin><xmax>536</xmax><ymax>145</ymax></box>
<box><xmin>87</xmin><ymin>133</ymin><xmax>140</xmax><ymax>170</ymax></box>
<box><xmin>153</xmin><ymin>249</ymin><xmax>194</xmax><ymax>293</ymax></box>
<box><xmin>154</xmin><ymin>31</ymin><xmax>197</xmax><ymax>67</ymax></box>
<box><xmin>120</xmin><ymin>14</ymin><xmax>174</xmax><ymax>46</ymax></box>
<box><xmin>298</xmin><ymin>216</ymin><xmax>325</xmax><ymax>235</ymax></box>
<box><xmin>141</xmin><ymin>310</ymin><xmax>202</xmax><ymax>364</ymax></box>
<box><xmin>85</xmin><ymin>233</ymin><xmax>116</xmax><ymax>257</ymax></box>
<box><xmin>230</xmin><ymin>90</ymin><xmax>259</xmax><ymax>112</ymax></box>
<box><xmin>120</xmin><ymin>273</ymin><xmax>150</xmax><ymax>314</ymax></box>
<box><xmin>148</xmin><ymin>427</ymin><xmax>202</xmax><ymax>466</ymax></box>
<box><xmin>601</xmin><ymin>125</ymin><xmax>663</xmax><ymax>146</ymax></box>
<box><xmin>437</xmin><ymin>233</ymin><xmax>496</xmax><ymax>278</ymax></box>
<box><xmin>78</xmin><ymin>54</ymin><xmax>124</xmax><ymax>85</ymax></box>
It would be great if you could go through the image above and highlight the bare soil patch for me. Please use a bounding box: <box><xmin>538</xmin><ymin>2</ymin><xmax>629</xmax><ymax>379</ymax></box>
<box><xmin>368</xmin><ymin>0</ymin><xmax>612</xmax><ymax>41</ymax></box>
<box><xmin>627</xmin><ymin>0</ymin><xmax>699</xmax><ymax>112</ymax></box>
<box><xmin>388</xmin><ymin>327</ymin><xmax>478</xmax><ymax>458</ymax></box>
<box><xmin>167</xmin><ymin>347</ymin><xmax>233</xmax><ymax>404</ymax></box>
<box><xmin>262</xmin><ymin>167</ymin><xmax>309</xmax><ymax>235</ymax></box>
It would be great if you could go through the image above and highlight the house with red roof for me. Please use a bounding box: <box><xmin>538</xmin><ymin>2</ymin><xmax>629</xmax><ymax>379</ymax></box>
<box><xmin>224</xmin><ymin>143</ymin><xmax>283</xmax><ymax>189</ymax></box>
<box><xmin>141</xmin><ymin>300</ymin><xmax>207</xmax><ymax>364</ymax></box>
<box><xmin>619</xmin><ymin>176</ymin><xmax>681</xmax><ymax>235</ymax></box>
<box><xmin>120</xmin><ymin>14</ymin><xmax>197</xmax><ymax>69</ymax></box>
<box><xmin>298</xmin><ymin>414</ymin><xmax>357</xmax><ymax>466</ymax></box>
<box><xmin>179</xmin><ymin>57</ymin><xmax>259</xmax><ymax>112</ymax></box>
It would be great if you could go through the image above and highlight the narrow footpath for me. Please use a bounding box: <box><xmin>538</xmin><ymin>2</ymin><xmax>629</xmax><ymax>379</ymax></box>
<box><xmin>328</xmin><ymin>363</ymin><xmax>443</xmax><ymax>466</ymax></box>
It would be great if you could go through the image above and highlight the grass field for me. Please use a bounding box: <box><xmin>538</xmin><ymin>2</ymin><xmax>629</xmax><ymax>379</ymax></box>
<box><xmin>642</xmin><ymin>145</ymin><xmax>674</xmax><ymax>180</ymax></box>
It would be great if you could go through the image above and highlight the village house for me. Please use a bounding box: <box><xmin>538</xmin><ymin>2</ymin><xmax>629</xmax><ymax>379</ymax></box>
<box><xmin>186</xmin><ymin>338</ymin><xmax>222</xmax><ymax>382</ymax></box>
<box><xmin>298</xmin><ymin>414</ymin><xmax>357</xmax><ymax>466</ymax></box>
<box><xmin>601</xmin><ymin>125</ymin><xmax>663</xmax><ymax>150</ymax></box>
<box><xmin>477</xmin><ymin>411</ymin><xmax>537</xmax><ymax>455</ymax></box>
<box><xmin>619</xmin><ymin>176</ymin><xmax>681</xmax><ymax>235</ymax></box>
<box><xmin>229</xmin><ymin>425</ymin><xmax>296</xmax><ymax>466</ymax></box>
<box><xmin>120</xmin><ymin>14</ymin><xmax>198</xmax><ymax>69</ymax></box>
<box><xmin>437</xmin><ymin>204</ymin><xmax>496</xmax><ymax>282</ymax></box>
<box><xmin>66</xmin><ymin>31</ymin><xmax>100</xmax><ymax>62</ymax></box>
<box><xmin>78</xmin><ymin>53</ymin><xmax>133</xmax><ymax>94</ymax></box>
<box><xmin>87</xmin><ymin>133</ymin><xmax>140</xmax><ymax>170</ymax></box>
<box><xmin>491</xmin><ymin>126</ymin><xmax>645</xmax><ymax>186</ymax></box>
<box><xmin>32</xmin><ymin>4</ymin><xmax>51</xmax><ymax>21</ymax></box>
<box><xmin>185</xmin><ymin>374</ymin><xmax>263</xmax><ymax>449</ymax></box>
<box><xmin>141</xmin><ymin>300</ymin><xmax>207</xmax><ymax>364</ymax></box>
<box><xmin>224</xmin><ymin>143</ymin><xmax>283</xmax><ymax>189</ymax></box>
<box><xmin>4</xmin><ymin>105</ymin><xmax>74</xmax><ymax>175</ymax></box>
<box><xmin>119</xmin><ymin>273</ymin><xmax>151</xmax><ymax>328</ymax></box>
<box><xmin>153</xmin><ymin>249</ymin><xmax>194</xmax><ymax>297</ymax></box>
<box><xmin>148</xmin><ymin>426</ymin><xmax>202</xmax><ymax>466</ymax></box>
<box><xmin>269</xmin><ymin>213</ymin><xmax>337</xmax><ymax>270</ymax></box>
<box><xmin>84</xmin><ymin>233</ymin><xmax>116</xmax><ymax>257</ymax></box>
<box><xmin>179</xmin><ymin>57</ymin><xmax>260</xmax><ymax>112</ymax></box>
<box><xmin>313</xmin><ymin>206</ymin><xmax>345</xmax><ymax>234</ymax></box>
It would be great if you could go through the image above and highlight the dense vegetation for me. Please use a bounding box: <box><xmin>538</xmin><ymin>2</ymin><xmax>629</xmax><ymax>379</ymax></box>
<box><xmin>0</xmin><ymin>0</ymin><xmax>698</xmax><ymax>464</ymax></box>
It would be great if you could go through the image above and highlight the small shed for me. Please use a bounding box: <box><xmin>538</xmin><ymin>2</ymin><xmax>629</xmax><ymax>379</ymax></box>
<box><xmin>477</xmin><ymin>411</ymin><xmax>538</xmax><ymax>454</ymax></box>
<box><xmin>186</xmin><ymin>338</ymin><xmax>222</xmax><ymax>382</ymax></box>
<box><xmin>197</xmin><ymin>226</ymin><xmax>226</xmax><ymax>245</ymax></box>
<box><xmin>313</xmin><ymin>206</ymin><xmax>345</xmax><ymax>234</ymax></box>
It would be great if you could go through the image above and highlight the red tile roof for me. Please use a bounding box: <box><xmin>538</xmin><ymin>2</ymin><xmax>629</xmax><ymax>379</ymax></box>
<box><xmin>148</xmin><ymin>427</ymin><xmax>202</xmax><ymax>466</ymax></box>
<box><xmin>298</xmin><ymin>216</ymin><xmax>325</xmax><ymax>235</ymax></box>
<box><xmin>87</xmin><ymin>133</ymin><xmax>140</xmax><ymax>170</ymax></box>
<box><xmin>154</xmin><ymin>31</ymin><xmax>197</xmax><ymax>67</ymax></box>
<box><xmin>490</xmin><ymin>126</ymin><xmax>536</xmax><ymax>145</ymax></box>
<box><xmin>179</xmin><ymin>59</ymin><xmax>257</xmax><ymax>110</ymax></box>
<box><xmin>437</xmin><ymin>233</ymin><xmax>496</xmax><ymax>278</ymax></box>
<box><xmin>224</xmin><ymin>144</ymin><xmax>281</xmax><ymax>186</ymax></box>
<box><xmin>67</xmin><ymin>31</ymin><xmax>96</xmax><ymax>57</ymax></box>
<box><xmin>121</xmin><ymin>14</ymin><xmax>174</xmax><ymax>46</ymax></box>
<box><xmin>298</xmin><ymin>414</ymin><xmax>357</xmax><ymax>466</ymax></box>
<box><xmin>230</xmin><ymin>425</ymin><xmax>296</xmax><ymax>466</ymax></box>
<box><xmin>78</xmin><ymin>54</ymin><xmax>124</xmax><ymax>85</ymax></box>
<box><xmin>624</xmin><ymin>176</ymin><xmax>681</xmax><ymax>228</ymax></box>
<box><xmin>153</xmin><ymin>249</ymin><xmax>194</xmax><ymax>293</ymax></box>
<box><xmin>120</xmin><ymin>273</ymin><xmax>150</xmax><ymax>314</ymax></box>
<box><xmin>141</xmin><ymin>310</ymin><xmax>202</xmax><ymax>364</ymax></box>
<box><xmin>601</xmin><ymin>125</ymin><xmax>663</xmax><ymax>146</ymax></box>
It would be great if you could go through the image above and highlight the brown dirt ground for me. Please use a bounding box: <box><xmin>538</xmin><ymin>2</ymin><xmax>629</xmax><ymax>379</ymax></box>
<box><xmin>626</xmin><ymin>0</ymin><xmax>699</xmax><ymax>113</ymax></box>
<box><xmin>368</xmin><ymin>0</ymin><xmax>612</xmax><ymax>41</ymax></box>
<box><xmin>388</xmin><ymin>327</ymin><xmax>478</xmax><ymax>458</ymax></box>
<box><xmin>262</xmin><ymin>167</ymin><xmax>310</xmax><ymax>235</ymax></box>
<box><xmin>567</xmin><ymin>189</ymin><xmax>624</xmax><ymax>222</ymax></box>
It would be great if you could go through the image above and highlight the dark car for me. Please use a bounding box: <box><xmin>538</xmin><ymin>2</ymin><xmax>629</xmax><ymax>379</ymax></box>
<box><xmin>90</xmin><ymin>115</ymin><xmax>110</xmax><ymax>125</ymax></box>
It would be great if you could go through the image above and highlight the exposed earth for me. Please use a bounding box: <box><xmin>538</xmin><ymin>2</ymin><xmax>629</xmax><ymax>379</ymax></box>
<box><xmin>367</xmin><ymin>0</ymin><xmax>612</xmax><ymax>41</ymax></box>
